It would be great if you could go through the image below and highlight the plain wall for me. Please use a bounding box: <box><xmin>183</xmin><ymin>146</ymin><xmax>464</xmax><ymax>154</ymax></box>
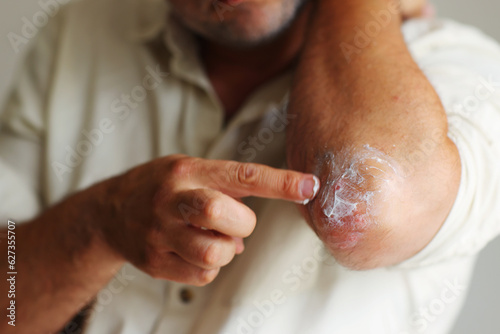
<box><xmin>0</xmin><ymin>0</ymin><xmax>499</xmax><ymax>333</ymax></box>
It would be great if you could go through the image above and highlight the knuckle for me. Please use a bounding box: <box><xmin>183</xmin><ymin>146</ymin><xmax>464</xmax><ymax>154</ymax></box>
<box><xmin>202</xmin><ymin>197</ymin><xmax>222</xmax><ymax>222</ymax></box>
<box><xmin>195</xmin><ymin>269</ymin><xmax>219</xmax><ymax>286</ymax></box>
<box><xmin>169</xmin><ymin>157</ymin><xmax>194</xmax><ymax>178</ymax></box>
<box><xmin>202</xmin><ymin>242</ymin><xmax>222</xmax><ymax>267</ymax></box>
<box><xmin>234</xmin><ymin>163</ymin><xmax>260</xmax><ymax>187</ymax></box>
<box><xmin>278</xmin><ymin>172</ymin><xmax>296</xmax><ymax>195</ymax></box>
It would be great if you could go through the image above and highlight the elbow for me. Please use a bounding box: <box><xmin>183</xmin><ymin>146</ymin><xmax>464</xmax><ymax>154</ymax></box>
<box><xmin>303</xmin><ymin>142</ymin><xmax>460</xmax><ymax>270</ymax></box>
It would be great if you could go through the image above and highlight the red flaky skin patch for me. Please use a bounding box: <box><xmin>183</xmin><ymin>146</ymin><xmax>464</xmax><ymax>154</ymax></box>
<box><xmin>310</xmin><ymin>200</ymin><xmax>369</xmax><ymax>251</ymax></box>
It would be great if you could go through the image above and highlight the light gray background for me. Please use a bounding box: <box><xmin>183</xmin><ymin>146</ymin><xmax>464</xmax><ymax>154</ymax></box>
<box><xmin>0</xmin><ymin>0</ymin><xmax>499</xmax><ymax>333</ymax></box>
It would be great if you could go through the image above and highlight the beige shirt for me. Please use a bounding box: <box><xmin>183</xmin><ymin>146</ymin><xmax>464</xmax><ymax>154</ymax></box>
<box><xmin>1</xmin><ymin>0</ymin><xmax>500</xmax><ymax>333</ymax></box>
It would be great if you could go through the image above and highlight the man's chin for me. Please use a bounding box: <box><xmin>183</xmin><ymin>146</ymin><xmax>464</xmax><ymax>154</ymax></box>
<box><xmin>171</xmin><ymin>0</ymin><xmax>307</xmax><ymax>49</ymax></box>
<box><xmin>197</xmin><ymin>25</ymin><xmax>287</xmax><ymax>49</ymax></box>
<box><xmin>193</xmin><ymin>8</ymin><xmax>285</xmax><ymax>48</ymax></box>
<box><xmin>198</xmin><ymin>13</ymin><xmax>299</xmax><ymax>49</ymax></box>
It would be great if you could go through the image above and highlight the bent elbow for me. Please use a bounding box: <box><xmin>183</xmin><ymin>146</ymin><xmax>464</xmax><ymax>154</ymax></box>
<box><xmin>304</xmin><ymin>142</ymin><xmax>460</xmax><ymax>270</ymax></box>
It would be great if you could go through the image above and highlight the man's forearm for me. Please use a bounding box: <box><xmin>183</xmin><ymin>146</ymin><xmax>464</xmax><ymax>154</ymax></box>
<box><xmin>0</xmin><ymin>182</ymin><xmax>123</xmax><ymax>333</ymax></box>
<box><xmin>287</xmin><ymin>0</ymin><xmax>460</xmax><ymax>269</ymax></box>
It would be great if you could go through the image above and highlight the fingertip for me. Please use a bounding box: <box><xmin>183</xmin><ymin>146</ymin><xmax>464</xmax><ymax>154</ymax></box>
<box><xmin>233</xmin><ymin>237</ymin><xmax>245</xmax><ymax>254</ymax></box>
<box><xmin>298</xmin><ymin>175</ymin><xmax>320</xmax><ymax>204</ymax></box>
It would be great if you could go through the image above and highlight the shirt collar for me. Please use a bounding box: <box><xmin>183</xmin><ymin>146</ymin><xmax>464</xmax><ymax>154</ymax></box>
<box><xmin>122</xmin><ymin>0</ymin><xmax>208</xmax><ymax>84</ymax></box>
<box><xmin>126</xmin><ymin>0</ymin><xmax>292</xmax><ymax>124</ymax></box>
<box><xmin>161</xmin><ymin>11</ymin><xmax>215</xmax><ymax>93</ymax></box>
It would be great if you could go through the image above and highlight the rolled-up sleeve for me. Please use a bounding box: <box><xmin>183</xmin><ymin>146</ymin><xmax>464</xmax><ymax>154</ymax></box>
<box><xmin>398</xmin><ymin>19</ymin><xmax>500</xmax><ymax>268</ymax></box>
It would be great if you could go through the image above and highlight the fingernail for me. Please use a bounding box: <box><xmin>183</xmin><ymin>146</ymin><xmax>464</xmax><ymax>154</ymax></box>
<box><xmin>299</xmin><ymin>176</ymin><xmax>320</xmax><ymax>204</ymax></box>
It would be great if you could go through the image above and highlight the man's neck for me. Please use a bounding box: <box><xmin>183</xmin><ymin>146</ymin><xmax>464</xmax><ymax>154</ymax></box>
<box><xmin>201</xmin><ymin>4</ymin><xmax>311</xmax><ymax>121</ymax></box>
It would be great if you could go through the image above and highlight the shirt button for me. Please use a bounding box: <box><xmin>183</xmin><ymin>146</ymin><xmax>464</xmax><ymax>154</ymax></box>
<box><xmin>179</xmin><ymin>288</ymin><xmax>194</xmax><ymax>304</ymax></box>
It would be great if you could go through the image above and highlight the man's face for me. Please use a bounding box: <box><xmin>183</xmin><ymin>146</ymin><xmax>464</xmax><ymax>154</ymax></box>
<box><xmin>167</xmin><ymin>0</ymin><xmax>308</xmax><ymax>48</ymax></box>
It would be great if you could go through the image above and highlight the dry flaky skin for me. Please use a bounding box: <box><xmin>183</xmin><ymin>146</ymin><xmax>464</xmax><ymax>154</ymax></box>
<box><xmin>318</xmin><ymin>146</ymin><xmax>399</xmax><ymax>226</ymax></box>
<box><xmin>308</xmin><ymin>145</ymin><xmax>405</xmax><ymax>252</ymax></box>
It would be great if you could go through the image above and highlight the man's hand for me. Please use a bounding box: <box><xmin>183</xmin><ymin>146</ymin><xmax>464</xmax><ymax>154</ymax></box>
<box><xmin>98</xmin><ymin>155</ymin><xmax>320</xmax><ymax>285</ymax></box>
<box><xmin>0</xmin><ymin>155</ymin><xmax>318</xmax><ymax>333</ymax></box>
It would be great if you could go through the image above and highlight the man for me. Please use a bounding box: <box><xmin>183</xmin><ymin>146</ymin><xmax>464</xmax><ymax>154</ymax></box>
<box><xmin>1</xmin><ymin>0</ymin><xmax>499</xmax><ymax>333</ymax></box>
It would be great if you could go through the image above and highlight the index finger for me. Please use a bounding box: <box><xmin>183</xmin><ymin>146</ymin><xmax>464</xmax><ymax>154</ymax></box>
<box><xmin>194</xmin><ymin>160</ymin><xmax>320</xmax><ymax>204</ymax></box>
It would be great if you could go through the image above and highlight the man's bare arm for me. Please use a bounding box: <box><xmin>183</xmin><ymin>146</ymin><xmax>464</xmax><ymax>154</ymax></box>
<box><xmin>0</xmin><ymin>185</ymin><xmax>124</xmax><ymax>333</ymax></box>
<box><xmin>287</xmin><ymin>0</ymin><xmax>461</xmax><ymax>269</ymax></box>
<box><xmin>0</xmin><ymin>156</ymin><xmax>318</xmax><ymax>333</ymax></box>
